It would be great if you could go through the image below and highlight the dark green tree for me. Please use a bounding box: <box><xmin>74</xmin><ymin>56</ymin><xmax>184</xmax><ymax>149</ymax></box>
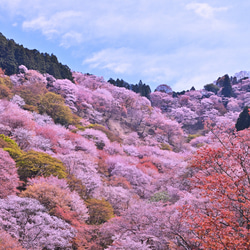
<box><xmin>108</xmin><ymin>78</ymin><xmax>151</xmax><ymax>98</ymax></box>
<box><xmin>235</xmin><ymin>106</ymin><xmax>250</xmax><ymax>131</ymax></box>
<box><xmin>217</xmin><ymin>74</ymin><xmax>234</xmax><ymax>97</ymax></box>
<box><xmin>204</xmin><ymin>83</ymin><xmax>220</xmax><ymax>94</ymax></box>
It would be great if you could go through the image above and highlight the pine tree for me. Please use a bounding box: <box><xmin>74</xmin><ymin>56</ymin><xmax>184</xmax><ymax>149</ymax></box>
<box><xmin>219</xmin><ymin>74</ymin><xmax>234</xmax><ymax>97</ymax></box>
<box><xmin>235</xmin><ymin>106</ymin><xmax>250</xmax><ymax>131</ymax></box>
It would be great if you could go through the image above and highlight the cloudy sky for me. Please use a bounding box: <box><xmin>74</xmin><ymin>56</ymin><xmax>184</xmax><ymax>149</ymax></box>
<box><xmin>0</xmin><ymin>0</ymin><xmax>250</xmax><ymax>91</ymax></box>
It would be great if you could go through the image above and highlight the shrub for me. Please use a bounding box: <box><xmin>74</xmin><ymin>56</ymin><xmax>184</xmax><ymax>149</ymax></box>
<box><xmin>0</xmin><ymin>134</ymin><xmax>23</xmax><ymax>160</ymax></box>
<box><xmin>16</xmin><ymin>150</ymin><xmax>67</xmax><ymax>183</ymax></box>
<box><xmin>0</xmin><ymin>84</ymin><xmax>12</xmax><ymax>99</ymax></box>
<box><xmin>160</xmin><ymin>143</ymin><xmax>172</xmax><ymax>151</ymax></box>
<box><xmin>39</xmin><ymin>92</ymin><xmax>73</xmax><ymax>126</ymax></box>
<box><xmin>85</xmin><ymin>198</ymin><xmax>114</xmax><ymax>225</ymax></box>
<box><xmin>204</xmin><ymin>83</ymin><xmax>220</xmax><ymax>94</ymax></box>
<box><xmin>187</xmin><ymin>134</ymin><xmax>201</xmax><ymax>143</ymax></box>
<box><xmin>150</xmin><ymin>191</ymin><xmax>169</xmax><ymax>202</ymax></box>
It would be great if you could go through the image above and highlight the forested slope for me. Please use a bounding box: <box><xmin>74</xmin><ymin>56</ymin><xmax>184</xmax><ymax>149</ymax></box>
<box><xmin>0</xmin><ymin>33</ymin><xmax>73</xmax><ymax>81</ymax></box>
<box><xmin>0</xmin><ymin>59</ymin><xmax>249</xmax><ymax>248</ymax></box>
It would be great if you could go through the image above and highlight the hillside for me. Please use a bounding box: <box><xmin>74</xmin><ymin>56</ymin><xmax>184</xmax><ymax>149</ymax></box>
<box><xmin>0</xmin><ymin>33</ymin><xmax>73</xmax><ymax>81</ymax></box>
<box><xmin>0</xmin><ymin>59</ymin><xmax>250</xmax><ymax>248</ymax></box>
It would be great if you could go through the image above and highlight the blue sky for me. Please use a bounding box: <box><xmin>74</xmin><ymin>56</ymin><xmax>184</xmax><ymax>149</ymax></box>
<box><xmin>0</xmin><ymin>0</ymin><xmax>250</xmax><ymax>91</ymax></box>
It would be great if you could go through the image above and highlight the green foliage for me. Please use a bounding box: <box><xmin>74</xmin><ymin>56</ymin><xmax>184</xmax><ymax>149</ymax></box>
<box><xmin>204</xmin><ymin>83</ymin><xmax>220</xmax><ymax>94</ymax></box>
<box><xmin>160</xmin><ymin>143</ymin><xmax>172</xmax><ymax>151</ymax></box>
<box><xmin>0</xmin><ymin>76</ymin><xmax>13</xmax><ymax>89</ymax></box>
<box><xmin>196</xmin><ymin>143</ymin><xmax>205</xmax><ymax>148</ymax></box>
<box><xmin>0</xmin><ymin>134</ymin><xmax>23</xmax><ymax>159</ymax></box>
<box><xmin>150</xmin><ymin>191</ymin><xmax>169</xmax><ymax>202</ymax></box>
<box><xmin>0</xmin><ymin>84</ymin><xmax>12</xmax><ymax>99</ymax></box>
<box><xmin>187</xmin><ymin>134</ymin><xmax>201</xmax><ymax>143</ymax></box>
<box><xmin>39</xmin><ymin>92</ymin><xmax>73</xmax><ymax>126</ymax></box>
<box><xmin>85</xmin><ymin>198</ymin><xmax>114</xmax><ymax>225</ymax></box>
<box><xmin>3</xmin><ymin>148</ymin><xmax>23</xmax><ymax>160</ymax></box>
<box><xmin>235</xmin><ymin>106</ymin><xmax>250</xmax><ymax>131</ymax></box>
<box><xmin>0</xmin><ymin>76</ymin><xmax>13</xmax><ymax>99</ymax></box>
<box><xmin>16</xmin><ymin>150</ymin><xmax>67</xmax><ymax>183</ymax></box>
<box><xmin>23</xmin><ymin>104</ymin><xmax>39</xmax><ymax>113</ymax></box>
<box><xmin>0</xmin><ymin>32</ymin><xmax>73</xmax><ymax>81</ymax></box>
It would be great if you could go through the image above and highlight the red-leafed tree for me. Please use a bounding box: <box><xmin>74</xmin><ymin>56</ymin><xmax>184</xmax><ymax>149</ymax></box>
<box><xmin>0</xmin><ymin>228</ymin><xmax>25</xmax><ymax>250</ymax></box>
<box><xmin>136</xmin><ymin>157</ymin><xmax>159</xmax><ymax>177</ymax></box>
<box><xmin>180</xmin><ymin>127</ymin><xmax>250</xmax><ymax>249</ymax></box>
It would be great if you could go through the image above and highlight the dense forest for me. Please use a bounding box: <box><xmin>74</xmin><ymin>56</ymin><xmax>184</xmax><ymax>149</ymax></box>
<box><xmin>0</xmin><ymin>36</ymin><xmax>250</xmax><ymax>249</ymax></box>
<box><xmin>0</xmin><ymin>33</ymin><xmax>73</xmax><ymax>81</ymax></box>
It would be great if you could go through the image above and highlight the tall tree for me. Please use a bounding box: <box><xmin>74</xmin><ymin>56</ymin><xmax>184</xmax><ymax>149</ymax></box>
<box><xmin>181</xmin><ymin>128</ymin><xmax>250</xmax><ymax>249</ymax></box>
<box><xmin>217</xmin><ymin>74</ymin><xmax>234</xmax><ymax>97</ymax></box>
<box><xmin>236</xmin><ymin>106</ymin><xmax>250</xmax><ymax>131</ymax></box>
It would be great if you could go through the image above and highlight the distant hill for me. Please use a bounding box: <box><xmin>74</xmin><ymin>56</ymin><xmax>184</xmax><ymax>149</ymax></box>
<box><xmin>0</xmin><ymin>32</ymin><xmax>73</xmax><ymax>81</ymax></box>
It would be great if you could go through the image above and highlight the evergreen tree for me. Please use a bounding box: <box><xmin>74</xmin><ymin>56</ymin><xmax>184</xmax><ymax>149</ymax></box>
<box><xmin>204</xmin><ymin>83</ymin><xmax>220</xmax><ymax>94</ymax></box>
<box><xmin>108</xmin><ymin>78</ymin><xmax>151</xmax><ymax>98</ymax></box>
<box><xmin>217</xmin><ymin>74</ymin><xmax>234</xmax><ymax>97</ymax></box>
<box><xmin>235</xmin><ymin>106</ymin><xmax>250</xmax><ymax>131</ymax></box>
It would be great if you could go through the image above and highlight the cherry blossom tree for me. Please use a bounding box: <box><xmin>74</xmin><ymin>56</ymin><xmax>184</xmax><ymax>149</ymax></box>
<box><xmin>170</xmin><ymin>107</ymin><xmax>198</xmax><ymax>126</ymax></box>
<box><xmin>111</xmin><ymin>162</ymin><xmax>152</xmax><ymax>198</ymax></box>
<box><xmin>150</xmin><ymin>91</ymin><xmax>175</xmax><ymax>112</ymax></box>
<box><xmin>0</xmin><ymin>196</ymin><xmax>76</xmax><ymax>249</ymax></box>
<box><xmin>12</xmin><ymin>127</ymin><xmax>34</xmax><ymax>150</ymax></box>
<box><xmin>50</xmin><ymin>79</ymin><xmax>78</xmax><ymax>112</ymax></box>
<box><xmin>101</xmin><ymin>201</ymin><xmax>170</xmax><ymax>249</ymax></box>
<box><xmin>78</xmin><ymin>128</ymin><xmax>110</xmax><ymax>150</ymax></box>
<box><xmin>0</xmin><ymin>149</ymin><xmax>19</xmax><ymax>198</ymax></box>
<box><xmin>93</xmin><ymin>185</ymin><xmax>135</xmax><ymax>215</ymax></box>
<box><xmin>11</xmin><ymin>94</ymin><xmax>25</xmax><ymax>107</ymax></box>
<box><xmin>0</xmin><ymin>101</ymin><xmax>34</xmax><ymax>130</ymax></box>
<box><xmin>59</xmin><ymin>152</ymin><xmax>102</xmax><ymax>195</ymax></box>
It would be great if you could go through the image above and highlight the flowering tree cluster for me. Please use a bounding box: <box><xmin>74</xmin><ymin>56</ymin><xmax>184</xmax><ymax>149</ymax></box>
<box><xmin>0</xmin><ymin>66</ymin><xmax>249</xmax><ymax>249</ymax></box>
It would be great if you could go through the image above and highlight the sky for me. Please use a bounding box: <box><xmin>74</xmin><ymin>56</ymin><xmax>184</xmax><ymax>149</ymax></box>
<box><xmin>0</xmin><ymin>0</ymin><xmax>250</xmax><ymax>91</ymax></box>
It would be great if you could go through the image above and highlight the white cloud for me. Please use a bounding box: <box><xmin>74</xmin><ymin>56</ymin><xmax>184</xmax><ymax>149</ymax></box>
<box><xmin>22</xmin><ymin>10</ymin><xmax>84</xmax><ymax>43</ymax></box>
<box><xmin>83</xmin><ymin>48</ymin><xmax>134</xmax><ymax>74</ymax></box>
<box><xmin>60</xmin><ymin>31</ymin><xmax>83</xmax><ymax>48</ymax></box>
<box><xmin>83</xmin><ymin>41</ymin><xmax>250</xmax><ymax>92</ymax></box>
<box><xmin>1</xmin><ymin>0</ymin><xmax>250</xmax><ymax>92</ymax></box>
<box><xmin>186</xmin><ymin>2</ymin><xmax>228</xmax><ymax>19</ymax></box>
